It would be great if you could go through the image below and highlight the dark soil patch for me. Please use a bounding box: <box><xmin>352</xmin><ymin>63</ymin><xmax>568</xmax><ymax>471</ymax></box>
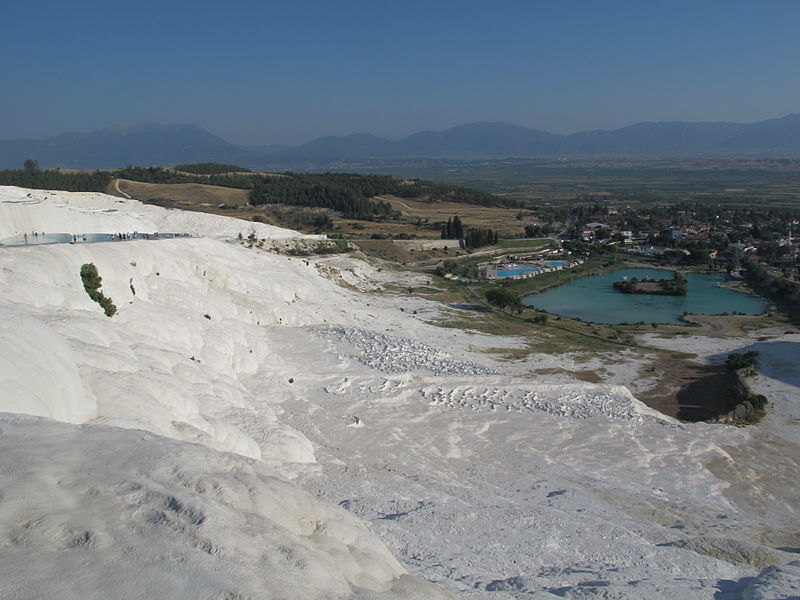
<box><xmin>637</xmin><ymin>358</ymin><xmax>742</xmax><ymax>421</ymax></box>
<box><xmin>676</xmin><ymin>366</ymin><xmax>741</xmax><ymax>421</ymax></box>
<box><xmin>531</xmin><ymin>367</ymin><xmax>603</xmax><ymax>383</ymax></box>
<box><xmin>352</xmin><ymin>240</ymin><xmax>416</xmax><ymax>263</ymax></box>
<box><xmin>533</xmin><ymin>368</ymin><xmax>563</xmax><ymax>375</ymax></box>
<box><xmin>572</xmin><ymin>369</ymin><xmax>604</xmax><ymax>383</ymax></box>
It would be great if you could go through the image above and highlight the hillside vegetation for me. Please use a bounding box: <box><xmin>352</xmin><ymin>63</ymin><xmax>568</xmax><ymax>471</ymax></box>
<box><xmin>173</xmin><ymin>162</ymin><xmax>253</xmax><ymax>174</ymax></box>
<box><xmin>0</xmin><ymin>166</ymin><xmax>523</xmax><ymax>235</ymax></box>
<box><xmin>0</xmin><ymin>166</ymin><xmax>517</xmax><ymax>212</ymax></box>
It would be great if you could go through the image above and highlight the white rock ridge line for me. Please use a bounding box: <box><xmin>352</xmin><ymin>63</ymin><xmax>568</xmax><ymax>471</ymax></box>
<box><xmin>0</xmin><ymin>235</ymin><xmax>367</xmax><ymax>462</ymax></box>
<box><xmin>0</xmin><ymin>185</ymin><xmax>316</xmax><ymax>240</ymax></box>
<box><xmin>419</xmin><ymin>382</ymin><xmax>679</xmax><ymax>423</ymax></box>
<box><xmin>316</xmin><ymin>326</ymin><xmax>503</xmax><ymax>376</ymax></box>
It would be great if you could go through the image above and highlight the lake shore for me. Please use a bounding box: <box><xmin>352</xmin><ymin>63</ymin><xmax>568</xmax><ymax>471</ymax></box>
<box><xmin>522</xmin><ymin>267</ymin><xmax>767</xmax><ymax>325</ymax></box>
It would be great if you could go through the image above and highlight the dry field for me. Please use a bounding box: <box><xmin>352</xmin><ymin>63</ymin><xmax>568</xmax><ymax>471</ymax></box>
<box><xmin>377</xmin><ymin>195</ymin><xmax>528</xmax><ymax>236</ymax></box>
<box><xmin>108</xmin><ymin>179</ymin><xmax>268</xmax><ymax>222</ymax></box>
<box><xmin>106</xmin><ymin>182</ymin><xmax>526</xmax><ymax>238</ymax></box>
<box><xmin>326</xmin><ymin>196</ymin><xmax>528</xmax><ymax>238</ymax></box>
<box><xmin>352</xmin><ymin>240</ymin><xmax>470</xmax><ymax>264</ymax></box>
<box><xmin>114</xmin><ymin>180</ymin><xmax>251</xmax><ymax>207</ymax></box>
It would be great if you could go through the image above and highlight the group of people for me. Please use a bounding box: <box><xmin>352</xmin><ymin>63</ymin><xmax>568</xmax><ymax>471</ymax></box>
<box><xmin>101</xmin><ymin>232</ymin><xmax>194</xmax><ymax>241</ymax></box>
<box><xmin>71</xmin><ymin>232</ymin><xmax>169</xmax><ymax>243</ymax></box>
<box><xmin>8</xmin><ymin>230</ymin><xmax>194</xmax><ymax>247</ymax></box>
<box><xmin>109</xmin><ymin>232</ymin><xmax>150</xmax><ymax>241</ymax></box>
<box><xmin>22</xmin><ymin>231</ymin><xmax>45</xmax><ymax>242</ymax></box>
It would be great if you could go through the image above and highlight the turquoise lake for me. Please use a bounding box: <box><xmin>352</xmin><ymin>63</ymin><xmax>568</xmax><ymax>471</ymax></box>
<box><xmin>521</xmin><ymin>268</ymin><xmax>768</xmax><ymax>324</ymax></box>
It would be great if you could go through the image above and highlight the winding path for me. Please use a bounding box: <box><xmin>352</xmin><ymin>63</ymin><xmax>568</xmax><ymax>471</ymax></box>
<box><xmin>113</xmin><ymin>179</ymin><xmax>132</xmax><ymax>199</ymax></box>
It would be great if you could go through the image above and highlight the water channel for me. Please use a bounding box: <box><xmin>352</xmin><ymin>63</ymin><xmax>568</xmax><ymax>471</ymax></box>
<box><xmin>0</xmin><ymin>232</ymin><xmax>188</xmax><ymax>248</ymax></box>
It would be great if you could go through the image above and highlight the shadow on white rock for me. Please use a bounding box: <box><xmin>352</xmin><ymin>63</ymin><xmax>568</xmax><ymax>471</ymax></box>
<box><xmin>0</xmin><ymin>414</ymin><xmax>455</xmax><ymax>600</ymax></box>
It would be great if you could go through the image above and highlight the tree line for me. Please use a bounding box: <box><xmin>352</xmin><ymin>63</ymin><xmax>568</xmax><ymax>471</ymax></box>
<box><xmin>113</xmin><ymin>166</ymin><xmax>257</xmax><ymax>188</ymax></box>
<box><xmin>0</xmin><ymin>165</ymin><xmax>254</xmax><ymax>192</ymax></box>
<box><xmin>441</xmin><ymin>216</ymin><xmax>464</xmax><ymax>239</ymax></box>
<box><xmin>173</xmin><ymin>163</ymin><xmax>252</xmax><ymax>175</ymax></box>
<box><xmin>0</xmin><ymin>162</ymin><xmax>517</xmax><ymax>220</ymax></box>
<box><xmin>249</xmin><ymin>175</ymin><xmax>398</xmax><ymax>220</ymax></box>
<box><xmin>745</xmin><ymin>260</ymin><xmax>800</xmax><ymax>310</ymax></box>
<box><xmin>0</xmin><ymin>168</ymin><xmax>113</xmax><ymax>192</ymax></box>
<box><xmin>464</xmin><ymin>227</ymin><xmax>499</xmax><ymax>248</ymax></box>
<box><xmin>441</xmin><ymin>215</ymin><xmax>498</xmax><ymax>248</ymax></box>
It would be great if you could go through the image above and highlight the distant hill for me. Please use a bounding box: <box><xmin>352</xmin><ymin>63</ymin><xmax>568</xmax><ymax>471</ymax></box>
<box><xmin>401</xmin><ymin>122</ymin><xmax>562</xmax><ymax>157</ymax></box>
<box><xmin>562</xmin><ymin>120</ymin><xmax>752</xmax><ymax>154</ymax></box>
<box><xmin>0</xmin><ymin>122</ymin><xmax>263</xmax><ymax>170</ymax></box>
<box><xmin>285</xmin><ymin>115</ymin><xmax>800</xmax><ymax>160</ymax></box>
<box><xmin>279</xmin><ymin>133</ymin><xmax>397</xmax><ymax>161</ymax></box>
<box><xmin>1</xmin><ymin>115</ymin><xmax>799</xmax><ymax>169</ymax></box>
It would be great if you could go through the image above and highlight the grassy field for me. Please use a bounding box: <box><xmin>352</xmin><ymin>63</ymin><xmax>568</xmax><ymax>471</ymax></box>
<box><xmin>115</xmin><ymin>179</ymin><xmax>250</xmax><ymax>207</ymax></box>
<box><xmin>354</xmin><ymin>239</ymin><xmax>513</xmax><ymax>266</ymax></box>
<box><xmin>377</xmin><ymin>195</ymin><xmax>529</xmax><ymax>236</ymax></box>
<box><xmin>327</xmin><ymin>194</ymin><xmax>531</xmax><ymax>238</ymax></box>
<box><xmin>110</xmin><ymin>180</ymin><xmax>532</xmax><ymax>240</ymax></box>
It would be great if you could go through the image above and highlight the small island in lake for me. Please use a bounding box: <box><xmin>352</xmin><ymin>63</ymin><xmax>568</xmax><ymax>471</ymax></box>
<box><xmin>613</xmin><ymin>272</ymin><xmax>688</xmax><ymax>296</ymax></box>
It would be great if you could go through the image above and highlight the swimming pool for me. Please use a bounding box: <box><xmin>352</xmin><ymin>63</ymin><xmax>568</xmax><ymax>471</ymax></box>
<box><xmin>494</xmin><ymin>265</ymin><xmax>544</xmax><ymax>278</ymax></box>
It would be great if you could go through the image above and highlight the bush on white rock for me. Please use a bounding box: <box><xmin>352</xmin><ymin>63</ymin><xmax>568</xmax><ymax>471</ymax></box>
<box><xmin>0</xmin><ymin>231</ymin><xmax>357</xmax><ymax>463</ymax></box>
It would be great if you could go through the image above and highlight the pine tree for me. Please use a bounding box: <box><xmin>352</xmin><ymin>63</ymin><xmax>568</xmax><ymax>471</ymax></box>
<box><xmin>453</xmin><ymin>216</ymin><xmax>464</xmax><ymax>239</ymax></box>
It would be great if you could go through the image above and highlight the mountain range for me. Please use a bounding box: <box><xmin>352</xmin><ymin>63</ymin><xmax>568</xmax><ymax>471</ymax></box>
<box><xmin>1</xmin><ymin>114</ymin><xmax>799</xmax><ymax>170</ymax></box>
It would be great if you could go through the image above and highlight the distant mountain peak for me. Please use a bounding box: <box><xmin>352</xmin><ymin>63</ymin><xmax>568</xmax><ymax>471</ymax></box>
<box><xmin>0</xmin><ymin>122</ymin><xmax>257</xmax><ymax>170</ymax></box>
<box><xmin>1</xmin><ymin>114</ymin><xmax>798</xmax><ymax>170</ymax></box>
<box><xmin>99</xmin><ymin>121</ymin><xmax>206</xmax><ymax>134</ymax></box>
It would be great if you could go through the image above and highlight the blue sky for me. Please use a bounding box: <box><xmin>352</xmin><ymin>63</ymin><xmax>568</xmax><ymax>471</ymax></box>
<box><xmin>1</xmin><ymin>0</ymin><xmax>799</xmax><ymax>144</ymax></box>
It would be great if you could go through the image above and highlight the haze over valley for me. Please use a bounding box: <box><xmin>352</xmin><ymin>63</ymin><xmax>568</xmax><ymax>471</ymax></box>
<box><xmin>2</xmin><ymin>114</ymin><xmax>800</xmax><ymax>170</ymax></box>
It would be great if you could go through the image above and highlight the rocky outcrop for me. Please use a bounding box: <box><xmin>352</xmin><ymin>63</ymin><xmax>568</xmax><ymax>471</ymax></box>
<box><xmin>660</xmin><ymin>536</ymin><xmax>789</xmax><ymax>570</ymax></box>
<box><xmin>711</xmin><ymin>368</ymin><xmax>765</xmax><ymax>425</ymax></box>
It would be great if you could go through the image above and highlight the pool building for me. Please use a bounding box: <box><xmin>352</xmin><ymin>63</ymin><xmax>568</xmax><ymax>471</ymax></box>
<box><xmin>486</xmin><ymin>258</ymin><xmax>580</xmax><ymax>280</ymax></box>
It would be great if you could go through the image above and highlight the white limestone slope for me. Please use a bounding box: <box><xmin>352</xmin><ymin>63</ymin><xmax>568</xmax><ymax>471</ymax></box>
<box><xmin>0</xmin><ymin>414</ymin><xmax>452</xmax><ymax>600</ymax></box>
<box><xmin>0</xmin><ymin>234</ymin><xmax>337</xmax><ymax>462</ymax></box>
<box><xmin>0</xmin><ymin>185</ymin><xmax>310</xmax><ymax>240</ymax></box>
<box><xmin>0</xmin><ymin>309</ymin><xmax>96</xmax><ymax>422</ymax></box>
<box><xmin>0</xmin><ymin>186</ymin><xmax>798</xmax><ymax>599</ymax></box>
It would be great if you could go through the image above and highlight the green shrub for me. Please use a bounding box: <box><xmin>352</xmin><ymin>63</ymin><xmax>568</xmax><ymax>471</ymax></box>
<box><xmin>749</xmin><ymin>394</ymin><xmax>768</xmax><ymax>410</ymax></box>
<box><xmin>725</xmin><ymin>351</ymin><xmax>758</xmax><ymax>372</ymax></box>
<box><xmin>486</xmin><ymin>288</ymin><xmax>522</xmax><ymax>313</ymax></box>
<box><xmin>312</xmin><ymin>239</ymin><xmax>351</xmax><ymax>254</ymax></box>
<box><xmin>80</xmin><ymin>263</ymin><xmax>117</xmax><ymax>317</ymax></box>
